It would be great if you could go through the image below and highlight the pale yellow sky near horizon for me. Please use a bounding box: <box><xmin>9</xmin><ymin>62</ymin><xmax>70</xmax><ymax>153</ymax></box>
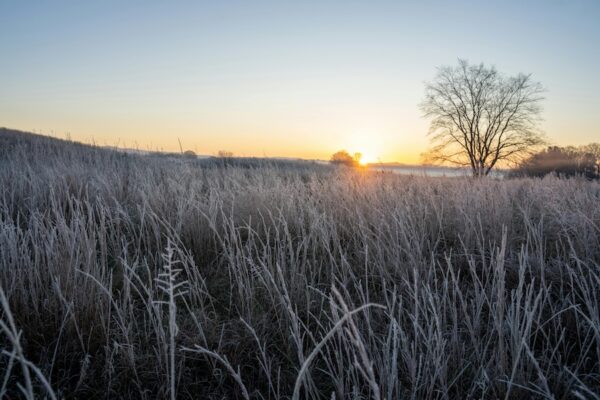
<box><xmin>1</xmin><ymin>110</ymin><xmax>427</xmax><ymax>163</ymax></box>
<box><xmin>3</xmin><ymin>96</ymin><xmax>597</xmax><ymax>164</ymax></box>
<box><xmin>2</xmin><ymin>78</ymin><xmax>432</xmax><ymax>163</ymax></box>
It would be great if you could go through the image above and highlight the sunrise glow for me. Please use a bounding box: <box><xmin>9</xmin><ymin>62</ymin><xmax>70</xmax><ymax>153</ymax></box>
<box><xmin>358</xmin><ymin>153</ymin><xmax>377</xmax><ymax>165</ymax></box>
<box><xmin>1</xmin><ymin>2</ymin><xmax>599</xmax><ymax>163</ymax></box>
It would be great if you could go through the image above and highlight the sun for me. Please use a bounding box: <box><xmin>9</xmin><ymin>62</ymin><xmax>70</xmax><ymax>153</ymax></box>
<box><xmin>357</xmin><ymin>153</ymin><xmax>377</xmax><ymax>166</ymax></box>
<box><xmin>346</xmin><ymin>133</ymin><xmax>382</xmax><ymax>166</ymax></box>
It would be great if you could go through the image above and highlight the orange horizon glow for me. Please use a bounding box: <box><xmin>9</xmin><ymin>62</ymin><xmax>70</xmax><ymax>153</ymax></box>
<box><xmin>4</xmin><ymin>119</ymin><xmax>597</xmax><ymax>166</ymax></box>
<box><xmin>2</xmin><ymin>120</ymin><xmax>428</xmax><ymax>164</ymax></box>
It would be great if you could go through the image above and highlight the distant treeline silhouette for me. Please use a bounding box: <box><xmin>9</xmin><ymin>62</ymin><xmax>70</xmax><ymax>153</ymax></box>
<box><xmin>514</xmin><ymin>144</ymin><xmax>600</xmax><ymax>179</ymax></box>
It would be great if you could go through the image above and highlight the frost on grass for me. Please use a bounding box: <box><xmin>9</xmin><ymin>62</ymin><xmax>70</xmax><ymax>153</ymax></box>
<box><xmin>1</xmin><ymin>129</ymin><xmax>599</xmax><ymax>399</ymax></box>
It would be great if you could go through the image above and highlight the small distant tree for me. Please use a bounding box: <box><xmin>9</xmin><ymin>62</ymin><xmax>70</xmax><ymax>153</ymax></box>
<box><xmin>183</xmin><ymin>150</ymin><xmax>196</xmax><ymax>158</ymax></box>
<box><xmin>582</xmin><ymin>143</ymin><xmax>600</xmax><ymax>161</ymax></box>
<box><xmin>330</xmin><ymin>150</ymin><xmax>359</xmax><ymax>167</ymax></box>
<box><xmin>217</xmin><ymin>150</ymin><xmax>234</xmax><ymax>158</ymax></box>
<box><xmin>421</xmin><ymin>59</ymin><xmax>546</xmax><ymax>177</ymax></box>
<box><xmin>584</xmin><ymin>143</ymin><xmax>600</xmax><ymax>176</ymax></box>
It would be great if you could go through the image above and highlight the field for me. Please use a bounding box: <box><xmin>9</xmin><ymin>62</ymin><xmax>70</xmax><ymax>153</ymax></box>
<box><xmin>1</xmin><ymin>129</ymin><xmax>599</xmax><ymax>399</ymax></box>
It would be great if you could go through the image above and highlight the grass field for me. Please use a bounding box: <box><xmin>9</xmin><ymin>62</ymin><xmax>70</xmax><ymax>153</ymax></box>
<box><xmin>1</xmin><ymin>129</ymin><xmax>599</xmax><ymax>399</ymax></box>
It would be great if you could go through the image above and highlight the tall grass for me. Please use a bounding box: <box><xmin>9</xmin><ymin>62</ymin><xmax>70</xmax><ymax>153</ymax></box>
<box><xmin>1</xmin><ymin>129</ymin><xmax>599</xmax><ymax>399</ymax></box>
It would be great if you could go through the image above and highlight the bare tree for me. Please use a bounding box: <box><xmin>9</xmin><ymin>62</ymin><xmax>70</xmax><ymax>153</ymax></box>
<box><xmin>582</xmin><ymin>143</ymin><xmax>600</xmax><ymax>176</ymax></box>
<box><xmin>421</xmin><ymin>59</ymin><xmax>546</xmax><ymax>176</ymax></box>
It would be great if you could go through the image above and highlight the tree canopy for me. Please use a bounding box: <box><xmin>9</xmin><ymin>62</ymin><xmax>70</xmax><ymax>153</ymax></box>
<box><xmin>422</xmin><ymin>59</ymin><xmax>546</xmax><ymax>177</ymax></box>
<box><xmin>330</xmin><ymin>150</ymin><xmax>361</xmax><ymax>167</ymax></box>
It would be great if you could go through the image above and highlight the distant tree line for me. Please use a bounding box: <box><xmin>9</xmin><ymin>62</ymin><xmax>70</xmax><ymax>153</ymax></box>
<box><xmin>514</xmin><ymin>143</ymin><xmax>600</xmax><ymax>179</ymax></box>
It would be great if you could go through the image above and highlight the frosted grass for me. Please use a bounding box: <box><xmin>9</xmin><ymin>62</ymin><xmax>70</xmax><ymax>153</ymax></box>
<box><xmin>1</xmin><ymin>129</ymin><xmax>599</xmax><ymax>399</ymax></box>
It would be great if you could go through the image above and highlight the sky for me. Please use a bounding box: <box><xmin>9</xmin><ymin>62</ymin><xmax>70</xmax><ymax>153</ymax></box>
<box><xmin>1</xmin><ymin>1</ymin><xmax>599</xmax><ymax>163</ymax></box>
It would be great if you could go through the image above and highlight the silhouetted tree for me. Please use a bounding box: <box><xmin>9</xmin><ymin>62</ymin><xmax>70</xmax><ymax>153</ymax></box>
<box><xmin>217</xmin><ymin>150</ymin><xmax>234</xmax><ymax>158</ymax></box>
<box><xmin>330</xmin><ymin>150</ymin><xmax>360</xmax><ymax>167</ymax></box>
<box><xmin>183</xmin><ymin>150</ymin><xmax>196</xmax><ymax>158</ymax></box>
<box><xmin>584</xmin><ymin>143</ymin><xmax>600</xmax><ymax>176</ymax></box>
<box><xmin>421</xmin><ymin>59</ymin><xmax>546</xmax><ymax>177</ymax></box>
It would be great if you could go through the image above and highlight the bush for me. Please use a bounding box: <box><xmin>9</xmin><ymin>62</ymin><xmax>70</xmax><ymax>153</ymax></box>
<box><xmin>330</xmin><ymin>150</ymin><xmax>360</xmax><ymax>167</ymax></box>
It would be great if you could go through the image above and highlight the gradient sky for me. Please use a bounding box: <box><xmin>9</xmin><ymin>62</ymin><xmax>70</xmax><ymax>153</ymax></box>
<box><xmin>1</xmin><ymin>1</ymin><xmax>599</xmax><ymax>163</ymax></box>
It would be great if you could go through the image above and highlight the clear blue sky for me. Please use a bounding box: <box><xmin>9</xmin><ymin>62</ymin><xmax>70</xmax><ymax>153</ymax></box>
<box><xmin>1</xmin><ymin>0</ymin><xmax>599</xmax><ymax>162</ymax></box>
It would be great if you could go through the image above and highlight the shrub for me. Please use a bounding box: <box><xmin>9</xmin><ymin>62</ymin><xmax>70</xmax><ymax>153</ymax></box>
<box><xmin>330</xmin><ymin>150</ymin><xmax>360</xmax><ymax>167</ymax></box>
